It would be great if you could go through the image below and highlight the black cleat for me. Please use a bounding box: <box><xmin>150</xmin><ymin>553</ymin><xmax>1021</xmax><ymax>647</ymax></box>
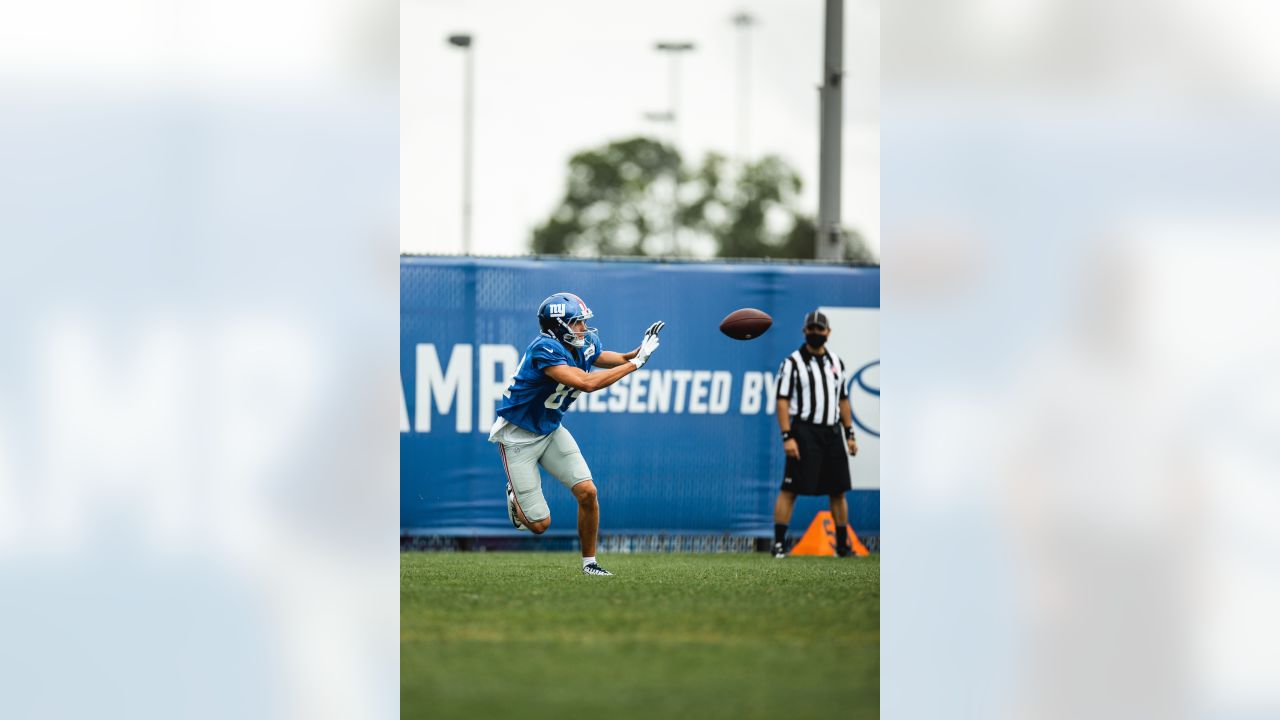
<box><xmin>773</xmin><ymin>542</ymin><xmax>787</xmax><ymax>559</ymax></box>
<box><xmin>582</xmin><ymin>562</ymin><xmax>614</xmax><ymax>577</ymax></box>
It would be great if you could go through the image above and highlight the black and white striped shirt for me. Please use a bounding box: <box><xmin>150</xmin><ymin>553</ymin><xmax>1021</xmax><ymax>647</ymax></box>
<box><xmin>775</xmin><ymin>345</ymin><xmax>848</xmax><ymax>426</ymax></box>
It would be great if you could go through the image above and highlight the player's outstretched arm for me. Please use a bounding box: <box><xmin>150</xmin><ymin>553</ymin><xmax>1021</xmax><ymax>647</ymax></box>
<box><xmin>546</xmin><ymin>362</ymin><xmax>634</xmax><ymax>393</ymax></box>
<box><xmin>592</xmin><ymin>350</ymin><xmax>635</xmax><ymax>369</ymax></box>
<box><xmin>556</xmin><ymin>321</ymin><xmax>664</xmax><ymax>389</ymax></box>
<box><xmin>594</xmin><ymin>321</ymin><xmax>664</xmax><ymax>369</ymax></box>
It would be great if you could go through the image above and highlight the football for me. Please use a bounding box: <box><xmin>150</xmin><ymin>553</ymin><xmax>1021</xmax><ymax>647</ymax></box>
<box><xmin>719</xmin><ymin>308</ymin><xmax>773</xmax><ymax>340</ymax></box>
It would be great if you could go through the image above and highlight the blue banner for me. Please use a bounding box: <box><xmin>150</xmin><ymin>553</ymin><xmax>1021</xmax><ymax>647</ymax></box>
<box><xmin>401</xmin><ymin>256</ymin><xmax>880</xmax><ymax>540</ymax></box>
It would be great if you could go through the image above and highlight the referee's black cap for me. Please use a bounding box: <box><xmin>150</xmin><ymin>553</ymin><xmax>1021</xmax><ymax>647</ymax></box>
<box><xmin>803</xmin><ymin>309</ymin><xmax>830</xmax><ymax>329</ymax></box>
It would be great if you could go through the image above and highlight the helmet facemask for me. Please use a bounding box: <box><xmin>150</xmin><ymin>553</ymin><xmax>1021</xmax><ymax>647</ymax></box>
<box><xmin>557</xmin><ymin>311</ymin><xmax>596</xmax><ymax>348</ymax></box>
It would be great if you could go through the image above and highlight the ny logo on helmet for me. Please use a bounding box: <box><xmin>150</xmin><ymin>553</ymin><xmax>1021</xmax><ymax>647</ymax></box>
<box><xmin>548</xmin><ymin>303</ymin><xmax>566</xmax><ymax>317</ymax></box>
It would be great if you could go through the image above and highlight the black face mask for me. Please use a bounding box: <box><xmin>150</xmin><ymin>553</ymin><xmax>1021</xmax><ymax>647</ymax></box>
<box><xmin>805</xmin><ymin>332</ymin><xmax>828</xmax><ymax>348</ymax></box>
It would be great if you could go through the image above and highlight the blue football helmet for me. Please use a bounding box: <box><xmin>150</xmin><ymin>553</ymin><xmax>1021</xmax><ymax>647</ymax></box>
<box><xmin>538</xmin><ymin>292</ymin><xmax>596</xmax><ymax>348</ymax></box>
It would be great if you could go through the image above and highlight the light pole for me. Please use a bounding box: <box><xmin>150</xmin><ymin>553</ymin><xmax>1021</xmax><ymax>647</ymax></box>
<box><xmin>447</xmin><ymin>33</ymin><xmax>474</xmax><ymax>255</ymax></box>
<box><xmin>654</xmin><ymin>41</ymin><xmax>695</xmax><ymax>256</ymax></box>
<box><xmin>654</xmin><ymin>42</ymin><xmax>695</xmax><ymax>154</ymax></box>
<box><xmin>731</xmin><ymin>12</ymin><xmax>756</xmax><ymax>163</ymax></box>
<box><xmin>816</xmin><ymin>0</ymin><xmax>843</xmax><ymax>261</ymax></box>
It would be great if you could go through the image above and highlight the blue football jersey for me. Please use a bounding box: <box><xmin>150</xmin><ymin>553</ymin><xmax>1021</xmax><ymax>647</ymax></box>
<box><xmin>497</xmin><ymin>331</ymin><xmax>601</xmax><ymax>435</ymax></box>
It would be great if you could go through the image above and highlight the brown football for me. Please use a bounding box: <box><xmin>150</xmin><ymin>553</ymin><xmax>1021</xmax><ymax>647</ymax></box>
<box><xmin>719</xmin><ymin>308</ymin><xmax>773</xmax><ymax>340</ymax></box>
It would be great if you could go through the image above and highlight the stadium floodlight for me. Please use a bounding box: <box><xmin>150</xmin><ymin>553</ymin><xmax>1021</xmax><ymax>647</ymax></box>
<box><xmin>653</xmin><ymin>41</ymin><xmax>696</xmax><ymax>256</ymax></box>
<box><xmin>731</xmin><ymin>12</ymin><xmax>758</xmax><ymax>161</ymax></box>
<box><xmin>652</xmin><ymin>41</ymin><xmax>696</xmax><ymax>139</ymax></box>
<box><xmin>446</xmin><ymin>33</ymin><xmax>475</xmax><ymax>255</ymax></box>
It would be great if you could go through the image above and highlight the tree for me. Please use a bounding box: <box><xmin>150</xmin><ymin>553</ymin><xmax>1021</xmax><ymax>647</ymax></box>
<box><xmin>531</xmin><ymin>138</ymin><xmax>680</xmax><ymax>257</ymax></box>
<box><xmin>531</xmin><ymin>136</ymin><xmax>876</xmax><ymax>263</ymax></box>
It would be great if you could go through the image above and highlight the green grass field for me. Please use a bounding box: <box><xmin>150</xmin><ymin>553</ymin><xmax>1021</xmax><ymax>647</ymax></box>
<box><xmin>401</xmin><ymin>552</ymin><xmax>879</xmax><ymax>720</ymax></box>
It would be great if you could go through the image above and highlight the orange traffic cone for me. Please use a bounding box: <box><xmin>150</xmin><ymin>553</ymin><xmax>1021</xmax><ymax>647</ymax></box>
<box><xmin>788</xmin><ymin>511</ymin><xmax>870</xmax><ymax>557</ymax></box>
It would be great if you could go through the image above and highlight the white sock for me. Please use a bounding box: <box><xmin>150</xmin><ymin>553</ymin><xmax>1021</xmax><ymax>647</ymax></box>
<box><xmin>582</xmin><ymin>556</ymin><xmax>596</xmax><ymax>568</ymax></box>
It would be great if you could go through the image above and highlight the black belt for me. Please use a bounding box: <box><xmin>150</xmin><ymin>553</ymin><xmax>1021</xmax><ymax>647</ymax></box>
<box><xmin>792</xmin><ymin>420</ymin><xmax>840</xmax><ymax>430</ymax></box>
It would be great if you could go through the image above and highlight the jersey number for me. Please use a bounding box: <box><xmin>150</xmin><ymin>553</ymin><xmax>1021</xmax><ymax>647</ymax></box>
<box><xmin>544</xmin><ymin>383</ymin><xmax>583</xmax><ymax>409</ymax></box>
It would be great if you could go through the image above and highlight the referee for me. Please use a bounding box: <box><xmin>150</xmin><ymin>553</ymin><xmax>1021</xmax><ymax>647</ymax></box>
<box><xmin>772</xmin><ymin>309</ymin><xmax>859</xmax><ymax>558</ymax></box>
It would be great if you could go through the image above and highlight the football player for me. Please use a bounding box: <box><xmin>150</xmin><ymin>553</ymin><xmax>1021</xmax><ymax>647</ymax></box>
<box><xmin>489</xmin><ymin>292</ymin><xmax>664</xmax><ymax>576</ymax></box>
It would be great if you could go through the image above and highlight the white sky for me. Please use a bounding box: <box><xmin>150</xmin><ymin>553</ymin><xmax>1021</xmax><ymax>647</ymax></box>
<box><xmin>401</xmin><ymin>0</ymin><xmax>879</xmax><ymax>257</ymax></box>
